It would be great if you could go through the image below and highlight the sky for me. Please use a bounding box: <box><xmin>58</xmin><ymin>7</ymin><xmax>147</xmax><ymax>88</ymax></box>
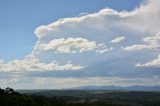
<box><xmin>0</xmin><ymin>0</ymin><xmax>160</xmax><ymax>89</ymax></box>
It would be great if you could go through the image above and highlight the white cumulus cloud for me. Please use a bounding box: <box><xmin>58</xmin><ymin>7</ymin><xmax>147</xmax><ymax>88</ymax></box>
<box><xmin>37</xmin><ymin>37</ymin><xmax>102</xmax><ymax>53</ymax></box>
<box><xmin>0</xmin><ymin>56</ymin><xmax>84</xmax><ymax>72</ymax></box>
<box><xmin>1</xmin><ymin>0</ymin><xmax>160</xmax><ymax>85</ymax></box>
<box><xmin>123</xmin><ymin>33</ymin><xmax>160</xmax><ymax>51</ymax></box>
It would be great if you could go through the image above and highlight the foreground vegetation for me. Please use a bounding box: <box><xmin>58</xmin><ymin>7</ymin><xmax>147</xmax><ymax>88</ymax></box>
<box><xmin>0</xmin><ymin>87</ymin><xmax>160</xmax><ymax>106</ymax></box>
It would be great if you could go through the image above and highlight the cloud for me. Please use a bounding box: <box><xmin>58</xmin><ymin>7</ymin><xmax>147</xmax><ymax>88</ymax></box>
<box><xmin>1</xmin><ymin>0</ymin><xmax>160</xmax><ymax>88</ymax></box>
<box><xmin>110</xmin><ymin>36</ymin><xmax>125</xmax><ymax>43</ymax></box>
<box><xmin>1</xmin><ymin>76</ymin><xmax>159</xmax><ymax>89</ymax></box>
<box><xmin>35</xmin><ymin>0</ymin><xmax>160</xmax><ymax>40</ymax></box>
<box><xmin>143</xmin><ymin>33</ymin><xmax>160</xmax><ymax>46</ymax></box>
<box><xmin>96</xmin><ymin>49</ymin><xmax>109</xmax><ymax>54</ymax></box>
<box><xmin>123</xmin><ymin>32</ymin><xmax>160</xmax><ymax>68</ymax></box>
<box><xmin>0</xmin><ymin>57</ymin><xmax>84</xmax><ymax>72</ymax></box>
<box><xmin>123</xmin><ymin>33</ymin><xmax>160</xmax><ymax>51</ymax></box>
<box><xmin>136</xmin><ymin>54</ymin><xmax>160</xmax><ymax>67</ymax></box>
<box><xmin>123</xmin><ymin>44</ymin><xmax>149</xmax><ymax>51</ymax></box>
<box><xmin>38</xmin><ymin>37</ymin><xmax>103</xmax><ymax>53</ymax></box>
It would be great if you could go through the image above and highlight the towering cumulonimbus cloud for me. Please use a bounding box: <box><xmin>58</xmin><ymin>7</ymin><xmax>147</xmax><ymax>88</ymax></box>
<box><xmin>0</xmin><ymin>0</ymin><xmax>160</xmax><ymax>89</ymax></box>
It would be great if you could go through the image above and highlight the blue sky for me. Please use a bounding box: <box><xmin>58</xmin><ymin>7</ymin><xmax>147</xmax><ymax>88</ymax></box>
<box><xmin>0</xmin><ymin>0</ymin><xmax>160</xmax><ymax>89</ymax></box>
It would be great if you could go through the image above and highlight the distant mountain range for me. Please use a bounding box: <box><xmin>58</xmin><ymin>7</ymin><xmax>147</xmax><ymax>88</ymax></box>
<box><xmin>70</xmin><ymin>85</ymin><xmax>160</xmax><ymax>91</ymax></box>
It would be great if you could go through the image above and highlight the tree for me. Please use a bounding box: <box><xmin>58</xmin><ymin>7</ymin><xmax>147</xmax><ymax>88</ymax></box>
<box><xmin>5</xmin><ymin>87</ymin><xmax>14</xmax><ymax>94</ymax></box>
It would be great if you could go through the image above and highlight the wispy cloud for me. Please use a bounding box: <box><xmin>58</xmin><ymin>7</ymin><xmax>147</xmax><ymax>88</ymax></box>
<box><xmin>136</xmin><ymin>54</ymin><xmax>160</xmax><ymax>67</ymax></box>
<box><xmin>1</xmin><ymin>76</ymin><xmax>159</xmax><ymax>89</ymax></box>
<box><xmin>110</xmin><ymin>36</ymin><xmax>125</xmax><ymax>43</ymax></box>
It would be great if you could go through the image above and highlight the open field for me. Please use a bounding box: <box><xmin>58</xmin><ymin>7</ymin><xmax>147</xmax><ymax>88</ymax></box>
<box><xmin>17</xmin><ymin>89</ymin><xmax>160</xmax><ymax>106</ymax></box>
